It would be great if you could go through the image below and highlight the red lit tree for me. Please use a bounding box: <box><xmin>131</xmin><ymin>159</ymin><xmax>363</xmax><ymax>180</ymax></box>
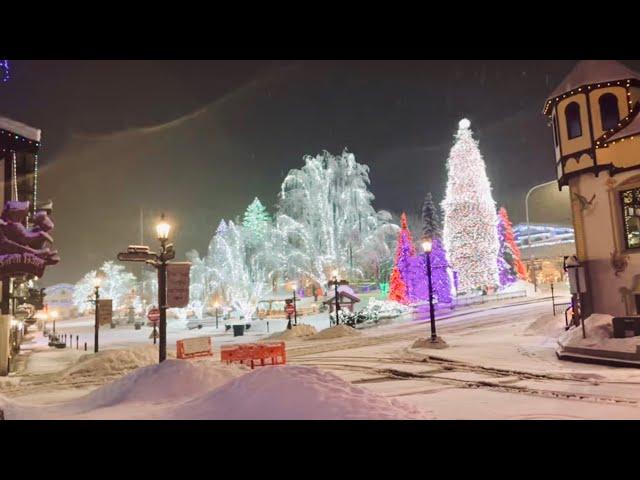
<box><xmin>498</xmin><ymin>207</ymin><xmax>527</xmax><ymax>280</ymax></box>
<box><xmin>388</xmin><ymin>213</ymin><xmax>415</xmax><ymax>304</ymax></box>
<box><xmin>389</xmin><ymin>266</ymin><xmax>407</xmax><ymax>303</ymax></box>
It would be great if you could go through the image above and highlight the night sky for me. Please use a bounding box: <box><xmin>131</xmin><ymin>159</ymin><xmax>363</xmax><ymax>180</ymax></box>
<box><xmin>3</xmin><ymin>60</ymin><xmax>637</xmax><ymax>285</ymax></box>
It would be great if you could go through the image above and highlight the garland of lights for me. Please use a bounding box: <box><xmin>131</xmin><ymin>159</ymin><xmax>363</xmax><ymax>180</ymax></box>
<box><xmin>0</xmin><ymin>60</ymin><xmax>9</xmax><ymax>83</ymax></box>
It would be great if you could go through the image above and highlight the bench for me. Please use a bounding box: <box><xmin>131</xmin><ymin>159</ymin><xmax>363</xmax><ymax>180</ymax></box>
<box><xmin>220</xmin><ymin>342</ymin><xmax>286</xmax><ymax>369</ymax></box>
<box><xmin>612</xmin><ymin>317</ymin><xmax>640</xmax><ymax>339</ymax></box>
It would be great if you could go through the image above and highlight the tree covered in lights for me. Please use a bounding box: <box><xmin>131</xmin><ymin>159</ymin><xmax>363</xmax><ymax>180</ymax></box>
<box><xmin>497</xmin><ymin>213</ymin><xmax>516</xmax><ymax>287</ymax></box>
<box><xmin>389</xmin><ymin>266</ymin><xmax>407</xmax><ymax>303</ymax></box>
<box><xmin>442</xmin><ymin>119</ymin><xmax>500</xmax><ymax>293</ymax></box>
<box><xmin>72</xmin><ymin>261</ymin><xmax>137</xmax><ymax>314</ymax></box>
<box><xmin>498</xmin><ymin>207</ymin><xmax>527</xmax><ymax>280</ymax></box>
<box><xmin>243</xmin><ymin>197</ymin><xmax>271</xmax><ymax>243</ymax></box>
<box><xmin>276</xmin><ymin>149</ymin><xmax>396</xmax><ymax>287</ymax></box>
<box><xmin>389</xmin><ymin>213</ymin><xmax>415</xmax><ymax>303</ymax></box>
<box><xmin>415</xmin><ymin>195</ymin><xmax>454</xmax><ymax>303</ymax></box>
<box><xmin>208</xmin><ymin>220</ymin><xmax>269</xmax><ymax>320</ymax></box>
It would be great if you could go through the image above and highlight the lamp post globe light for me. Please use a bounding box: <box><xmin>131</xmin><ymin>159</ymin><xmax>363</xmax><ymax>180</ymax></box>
<box><xmin>420</xmin><ymin>236</ymin><xmax>439</xmax><ymax>343</ymax></box>
<box><xmin>156</xmin><ymin>214</ymin><xmax>171</xmax><ymax>363</ymax></box>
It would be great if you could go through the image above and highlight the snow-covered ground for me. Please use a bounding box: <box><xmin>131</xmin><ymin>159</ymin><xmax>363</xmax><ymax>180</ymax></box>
<box><xmin>8</xmin><ymin>293</ymin><xmax>640</xmax><ymax>419</ymax></box>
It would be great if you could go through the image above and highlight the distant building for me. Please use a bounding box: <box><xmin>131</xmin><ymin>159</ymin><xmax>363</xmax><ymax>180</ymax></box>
<box><xmin>44</xmin><ymin>283</ymin><xmax>76</xmax><ymax>318</ymax></box>
<box><xmin>515</xmin><ymin>223</ymin><xmax>576</xmax><ymax>260</ymax></box>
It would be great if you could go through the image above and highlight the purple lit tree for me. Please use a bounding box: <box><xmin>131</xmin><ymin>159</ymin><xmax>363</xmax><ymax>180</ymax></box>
<box><xmin>408</xmin><ymin>238</ymin><xmax>453</xmax><ymax>304</ymax></box>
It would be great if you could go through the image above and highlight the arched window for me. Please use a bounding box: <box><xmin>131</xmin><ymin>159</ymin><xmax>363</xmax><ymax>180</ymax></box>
<box><xmin>599</xmin><ymin>93</ymin><xmax>620</xmax><ymax>132</ymax></box>
<box><xmin>565</xmin><ymin>102</ymin><xmax>582</xmax><ymax>139</ymax></box>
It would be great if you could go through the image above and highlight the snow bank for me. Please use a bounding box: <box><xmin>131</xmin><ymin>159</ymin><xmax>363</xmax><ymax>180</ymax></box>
<box><xmin>62</xmin><ymin>345</ymin><xmax>160</xmax><ymax>378</ymax></box>
<box><xmin>559</xmin><ymin>314</ymin><xmax>613</xmax><ymax>346</ymax></box>
<box><xmin>362</xmin><ymin>299</ymin><xmax>411</xmax><ymax>319</ymax></box>
<box><xmin>68</xmin><ymin>359</ymin><xmax>246</xmax><ymax>412</ymax></box>
<box><xmin>170</xmin><ymin>365</ymin><xmax>433</xmax><ymax>420</ymax></box>
<box><xmin>559</xmin><ymin>314</ymin><xmax>640</xmax><ymax>353</ymax></box>
<box><xmin>311</xmin><ymin>324</ymin><xmax>361</xmax><ymax>340</ymax></box>
<box><xmin>264</xmin><ymin>324</ymin><xmax>317</xmax><ymax>341</ymax></box>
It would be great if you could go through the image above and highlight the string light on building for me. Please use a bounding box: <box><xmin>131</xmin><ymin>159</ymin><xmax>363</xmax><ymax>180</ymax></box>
<box><xmin>0</xmin><ymin>60</ymin><xmax>9</xmax><ymax>83</ymax></box>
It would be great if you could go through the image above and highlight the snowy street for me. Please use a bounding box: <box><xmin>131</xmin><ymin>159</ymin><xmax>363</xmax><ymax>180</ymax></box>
<box><xmin>5</xmin><ymin>296</ymin><xmax>640</xmax><ymax>419</ymax></box>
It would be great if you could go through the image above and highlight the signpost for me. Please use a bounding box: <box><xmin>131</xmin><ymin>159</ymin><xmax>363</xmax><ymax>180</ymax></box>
<box><xmin>167</xmin><ymin>262</ymin><xmax>191</xmax><ymax>308</ymax></box>
<box><xmin>148</xmin><ymin>307</ymin><xmax>160</xmax><ymax>344</ymax></box>
<box><xmin>147</xmin><ymin>307</ymin><xmax>160</xmax><ymax>324</ymax></box>
<box><xmin>97</xmin><ymin>299</ymin><xmax>112</xmax><ymax>326</ymax></box>
<box><xmin>176</xmin><ymin>336</ymin><xmax>213</xmax><ymax>359</ymax></box>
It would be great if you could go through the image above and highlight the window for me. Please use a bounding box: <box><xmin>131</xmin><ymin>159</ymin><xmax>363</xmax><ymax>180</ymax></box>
<box><xmin>599</xmin><ymin>93</ymin><xmax>620</xmax><ymax>132</ymax></box>
<box><xmin>621</xmin><ymin>187</ymin><xmax>640</xmax><ymax>249</ymax></box>
<box><xmin>565</xmin><ymin>102</ymin><xmax>582</xmax><ymax>139</ymax></box>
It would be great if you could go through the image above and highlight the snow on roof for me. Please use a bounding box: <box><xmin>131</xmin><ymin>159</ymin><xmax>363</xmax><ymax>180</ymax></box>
<box><xmin>0</xmin><ymin>115</ymin><xmax>41</xmax><ymax>142</ymax></box>
<box><xmin>545</xmin><ymin>60</ymin><xmax>640</xmax><ymax>106</ymax></box>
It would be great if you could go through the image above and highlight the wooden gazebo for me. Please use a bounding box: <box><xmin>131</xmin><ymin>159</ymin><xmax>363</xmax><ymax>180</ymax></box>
<box><xmin>323</xmin><ymin>291</ymin><xmax>360</xmax><ymax>313</ymax></box>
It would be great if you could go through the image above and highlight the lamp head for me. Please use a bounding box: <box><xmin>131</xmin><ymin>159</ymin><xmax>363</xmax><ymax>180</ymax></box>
<box><xmin>421</xmin><ymin>236</ymin><xmax>433</xmax><ymax>254</ymax></box>
<box><xmin>156</xmin><ymin>213</ymin><xmax>171</xmax><ymax>241</ymax></box>
<box><xmin>93</xmin><ymin>276</ymin><xmax>102</xmax><ymax>288</ymax></box>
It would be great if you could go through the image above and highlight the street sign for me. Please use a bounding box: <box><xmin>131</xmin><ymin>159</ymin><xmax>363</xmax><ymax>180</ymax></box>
<box><xmin>117</xmin><ymin>251</ymin><xmax>157</xmax><ymax>263</ymax></box>
<box><xmin>147</xmin><ymin>308</ymin><xmax>160</xmax><ymax>323</ymax></box>
<box><xmin>285</xmin><ymin>303</ymin><xmax>295</xmax><ymax>316</ymax></box>
<box><xmin>98</xmin><ymin>299</ymin><xmax>112</xmax><ymax>326</ymax></box>
<box><xmin>167</xmin><ymin>262</ymin><xmax>191</xmax><ymax>308</ymax></box>
<box><xmin>176</xmin><ymin>336</ymin><xmax>213</xmax><ymax>359</ymax></box>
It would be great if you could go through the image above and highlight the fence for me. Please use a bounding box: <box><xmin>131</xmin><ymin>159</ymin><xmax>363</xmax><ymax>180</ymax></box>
<box><xmin>449</xmin><ymin>289</ymin><xmax>528</xmax><ymax>308</ymax></box>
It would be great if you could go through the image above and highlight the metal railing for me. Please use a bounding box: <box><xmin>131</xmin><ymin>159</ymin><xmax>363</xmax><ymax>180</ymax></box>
<box><xmin>453</xmin><ymin>289</ymin><xmax>528</xmax><ymax>307</ymax></box>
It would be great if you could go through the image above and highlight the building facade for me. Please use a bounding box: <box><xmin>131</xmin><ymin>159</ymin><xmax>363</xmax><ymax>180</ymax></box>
<box><xmin>543</xmin><ymin>60</ymin><xmax>640</xmax><ymax>317</ymax></box>
<box><xmin>0</xmin><ymin>115</ymin><xmax>58</xmax><ymax>375</ymax></box>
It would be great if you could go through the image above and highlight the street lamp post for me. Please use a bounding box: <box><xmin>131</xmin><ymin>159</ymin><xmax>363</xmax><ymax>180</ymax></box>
<box><xmin>156</xmin><ymin>214</ymin><xmax>171</xmax><ymax>363</ymax></box>
<box><xmin>50</xmin><ymin>310</ymin><xmax>58</xmax><ymax>336</ymax></box>
<box><xmin>421</xmin><ymin>237</ymin><xmax>438</xmax><ymax>342</ymax></box>
<box><xmin>291</xmin><ymin>283</ymin><xmax>298</xmax><ymax>327</ymax></box>
<box><xmin>525</xmin><ymin>180</ymin><xmax>557</xmax><ymax>292</ymax></box>
<box><xmin>92</xmin><ymin>277</ymin><xmax>101</xmax><ymax>353</ymax></box>
<box><xmin>117</xmin><ymin>213</ymin><xmax>175</xmax><ymax>365</ymax></box>
<box><xmin>214</xmin><ymin>301</ymin><xmax>220</xmax><ymax>329</ymax></box>
<box><xmin>331</xmin><ymin>269</ymin><xmax>340</xmax><ymax>326</ymax></box>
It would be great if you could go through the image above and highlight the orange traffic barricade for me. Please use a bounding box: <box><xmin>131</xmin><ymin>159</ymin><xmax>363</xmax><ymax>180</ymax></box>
<box><xmin>221</xmin><ymin>342</ymin><xmax>286</xmax><ymax>369</ymax></box>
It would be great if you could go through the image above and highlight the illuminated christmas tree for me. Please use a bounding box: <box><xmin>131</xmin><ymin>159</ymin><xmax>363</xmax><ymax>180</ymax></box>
<box><xmin>497</xmin><ymin>213</ymin><xmax>516</xmax><ymax>287</ymax></box>
<box><xmin>442</xmin><ymin>119</ymin><xmax>500</xmax><ymax>292</ymax></box>
<box><xmin>498</xmin><ymin>207</ymin><xmax>527</xmax><ymax>280</ymax></box>
<box><xmin>243</xmin><ymin>197</ymin><xmax>271</xmax><ymax>242</ymax></box>
<box><xmin>388</xmin><ymin>266</ymin><xmax>407</xmax><ymax>303</ymax></box>
<box><xmin>389</xmin><ymin>213</ymin><xmax>415</xmax><ymax>303</ymax></box>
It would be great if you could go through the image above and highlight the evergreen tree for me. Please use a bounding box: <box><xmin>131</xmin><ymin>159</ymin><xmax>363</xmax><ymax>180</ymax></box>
<box><xmin>388</xmin><ymin>213</ymin><xmax>415</xmax><ymax>304</ymax></box>
<box><xmin>442</xmin><ymin>119</ymin><xmax>500</xmax><ymax>293</ymax></box>
<box><xmin>497</xmin><ymin>213</ymin><xmax>516</xmax><ymax>287</ymax></box>
<box><xmin>242</xmin><ymin>197</ymin><xmax>271</xmax><ymax>242</ymax></box>
<box><xmin>421</xmin><ymin>192</ymin><xmax>442</xmax><ymax>238</ymax></box>
<box><xmin>498</xmin><ymin>207</ymin><xmax>527</xmax><ymax>280</ymax></box>
<box><xmin>216</xmin><ymin>219</ymin><xmax>228</xmax><ymax>236</ymax></box>
<box><xmin>389</xmin><ymin>266</ymin><xmax>407</xmax><ymax>303</ymax></box>
<box><xmin>409</xmin><ymin>238</ymin><xmax>453</xmax><ymax>304</ymax></box>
